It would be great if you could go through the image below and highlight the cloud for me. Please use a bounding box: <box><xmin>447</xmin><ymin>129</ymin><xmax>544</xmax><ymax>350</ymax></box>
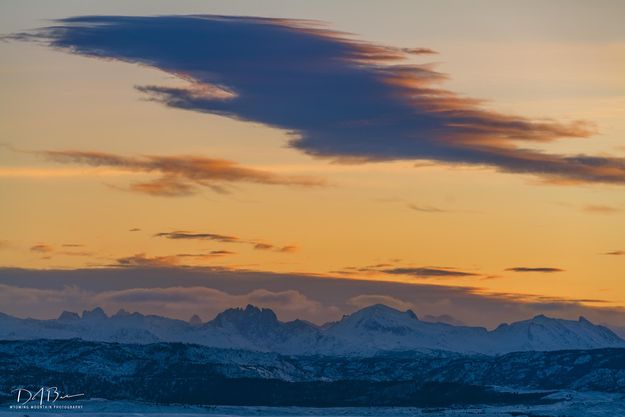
<box><xmin>59</xmin><ymin>251</ymin><xmax>94</xmax><ymax>257</ymax></box>
<box><xmin>128</xmin><ymin>228</ymin><xmax>141</xmax><ymax>232</ymax></box>
<box><xmin>277</xmin><ymin>245</ymin><xmax>298</xmax><ymax>253</ymax></box>
<box><xmin>382</xmin><ymin>267</ymin><xmax>478</xmax><ymax>278</ymax></box>
<box><xmin>603</xmin><ymin>250</ymin><xmax>625</xmax><ymax>256</ymax></box>
<box><xmin>33</xmin><ymin>150</ymin><xmax>326</xmax><ymax>197</ymax></box>
<box><xmin>16</xmin><ymin>15</ymin><xmax>625</xmax><ymax>185</ymax></box>
<box><xmin>583</xmin><ymin>204</ymin><xmax>622</xmax><ymax>214</ymax></box>
<box><xmin>155</xmin><ymin>230</ymin><xmax>297</xmax><ymax>253</ymax></box>
<box><xmin>348</xmin><ymin>294</ymin><xmax>414</xmax><ymax>311</ymax></box>
<box><xmin>336</xmin><ymin>263</ymin><xmax>479</xmax><ymax>278</ymax></box>
<box><xmin>253</xmin><ymin>243</ymin><xmax>299</xmax><ymax>252</ymax></box>
<box><xmin>506</xmin><ymin>267</ymin><xmax>564</xmax><ymax>273</ymax></box>
<box><xmin>408</xmin><ymin>204</ymin><xmax>447</xmax><ymax>213</ymax></box>
<box><xmin>27</xmin><ymin>243</ymin><xmax>91</xmax><ymax>258</ymax></box>
<box><xmin>155</xmin><ymin>231</ymin><xmax>238</xmax><ymax>243</ymax></box>
<box><xmin>30</xmin><ymin>243</ymin><xmax>54</xmax><ymax>254</ymax></box>
<box><xmin>114</xmin><ymin>251</ymin><xmax>234</xmax><ymax>268</ymax></box>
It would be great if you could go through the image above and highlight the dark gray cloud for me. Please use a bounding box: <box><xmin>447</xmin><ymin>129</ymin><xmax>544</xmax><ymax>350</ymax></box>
<box><xmin>16</xmin><ymin>15</ymin><xmax>625</xmax><ymax>185</ymax></box>
<box><xmin>506</xmin><ymin>267</ymin><xmax>564</xmax><ymax>273</ymax></box>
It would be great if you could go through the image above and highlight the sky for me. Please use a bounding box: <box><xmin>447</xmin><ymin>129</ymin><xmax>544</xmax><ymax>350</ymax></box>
<box><xmin>0</xmin><ymin>1</ymin><xmax>624</xmax><ymax>327</ymax></box>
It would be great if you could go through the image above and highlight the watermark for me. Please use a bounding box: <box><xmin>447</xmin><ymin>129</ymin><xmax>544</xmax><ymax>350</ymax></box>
<box><xmin>8</xmin><ymin>386</ymin><xmax>84</xmax><ymax>410</ymax></box>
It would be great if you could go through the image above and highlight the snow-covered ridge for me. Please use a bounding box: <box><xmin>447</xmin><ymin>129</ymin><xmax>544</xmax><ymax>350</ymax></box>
<box><xmin>0</xmin><ymin>303</ymin><xmax>623</xmax><ymax>355</ymax></box>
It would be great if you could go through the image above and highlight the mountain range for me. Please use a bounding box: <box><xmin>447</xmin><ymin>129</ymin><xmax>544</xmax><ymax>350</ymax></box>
<box><xmin>1</xmin><ymin>303</ymin><xmax>623</xmax><ymax>355</ymax></box>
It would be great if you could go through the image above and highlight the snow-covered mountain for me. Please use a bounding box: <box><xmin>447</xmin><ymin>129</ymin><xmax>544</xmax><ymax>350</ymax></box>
<box><xmin>0</xmin><ymin>304</ymin><xmax>623</xmax><ymax>355</ymax></box>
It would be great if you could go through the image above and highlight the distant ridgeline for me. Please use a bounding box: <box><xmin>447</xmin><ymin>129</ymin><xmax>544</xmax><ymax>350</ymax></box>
<box><xmin>1</xmin><ymin>304</ymin><xmax>624</xmax><ymax>355</ymax></box>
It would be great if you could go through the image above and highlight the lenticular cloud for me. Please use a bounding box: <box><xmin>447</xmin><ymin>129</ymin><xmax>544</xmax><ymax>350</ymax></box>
<box><xmin>19</xmin><ymin>15</ymin><xmax>625</xmax><ymax>185</ymax></box>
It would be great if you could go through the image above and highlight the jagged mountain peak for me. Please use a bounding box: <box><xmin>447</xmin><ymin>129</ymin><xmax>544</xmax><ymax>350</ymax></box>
<box><xmin>113</xmin><ymin>308</ymin><xmax>131</xmax><ymax>318</ymax></box>
<box><xmin>212</xmin><ymin>304</ymin><xmax>278</xmax><ymax>327</ymax></box>
<box><xmin>82</xmin><ymin>307</ymin><xmax>108</xmax><ymax>320</ymax></box>
<box><xmin>189</xmin><ymin>314</ymin><xmax>202</xmax><ymax>325</ymax></box>
<box><xmin>58</xmin><ymin>310</ymin><xmax>80</xmax><ymax>321</ymax></box>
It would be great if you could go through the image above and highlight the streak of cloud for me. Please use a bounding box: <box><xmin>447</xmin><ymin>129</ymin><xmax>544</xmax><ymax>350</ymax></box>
<box><xmin>407</xmin><ymin>204</ymin><xmax>447</xmax><ymax>213</ymax></box>
<box><xmin>155</xmin><ymin>230</ymin><xmax>297</xmax><ymax>254</ymax></box>
<box><xmin>506</xmin><ymin>267</ymin><xmax>564</xmax><ymax>273</ymax></box>
<box><xmin>155</xmin><ymin>231</ymin><xmax>239</xmax><ymax>243</ymax></box>
<box><xmin>114</xmin><ymin>251</ymin><xmax>234</xmax><ymax>268</ymax></box>
<box><xmin>382</xmin><ymin>267</ymin><xmax>479</xmax><ymax>278</ymax></box>
<box><xmin>30</xmin><ymin>243</ymin><xmax>54</xmax><ymax>254</ymax></box>
<box><xmin>338</xmin><ymin>262</ymin><xmax>479</xmax><ymax>278</ymax></box>
<box><xmin>583</xmin><ymin>204</ymin><xmax>622</xmax><ymax>214</ymax></box>
<box><xmin>35</xmin><ymin>150</ymin><xmax>327</xmax><ymax>197</ymax></box>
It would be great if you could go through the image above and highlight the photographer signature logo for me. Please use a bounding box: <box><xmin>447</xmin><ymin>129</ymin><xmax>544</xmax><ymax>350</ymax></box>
<box><xmin>11</xmin><ymin>387</ymin><xmax>84</xmax><ymax>405</ymax></box>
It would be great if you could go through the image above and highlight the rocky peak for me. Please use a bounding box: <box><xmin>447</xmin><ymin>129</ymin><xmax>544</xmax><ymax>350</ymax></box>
<box><xmin>58</xmin><ymin>311</ymin><xmax>80</xmax><ymax>321</ymax></box>
<box><xmin>82</xmin><ymin>307</ymin><xmax>108</xmax><ymax>320</ymax></box>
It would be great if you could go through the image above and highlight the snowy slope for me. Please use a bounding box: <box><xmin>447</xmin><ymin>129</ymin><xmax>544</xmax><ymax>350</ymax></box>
<box><xmin>322</xmin><ymin>304</ymin><xmax>490</xmax><ymax>354</ymax></box>
<box><xmin>488</xmin><ymin>314</ymin><xmax>625</xmax><ymax>353</ymax></box>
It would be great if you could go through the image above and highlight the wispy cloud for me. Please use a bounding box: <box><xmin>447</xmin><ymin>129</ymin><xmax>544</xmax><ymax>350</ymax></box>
<box><xmin>407</xmin><ymin>204</ymin><xmax>447</xmax><ymax>213</ymax></box>
<box><xmin>582</xmin><ymin>204</ymin><xmax>622</xmax><ymax>214</ymax></box>
<box><xmin>30</xmin><ymin>243</ymin><xmax>54</xmax><ymax>254</ymax></box>
<box><xmin>28</xmin><ymin>243</ymin><xmax>92</xmax><ymax>258</ymax></box>
<box><xmin>506</xmin><ymin>267</ymin><xmax>564</xmax><ymax>273</ymax></box>
<box><xmin>59</xmin><ymin>251</ymin><xmax>94</xmax><ymax>257</ymax></box>
<box><xmin>382</xmin><ymin>267</ymin><xmax>478</xmax><ymax>278</ymax></box>
<box><xmin>154</xmin><ymin>230</ymin><xmax>297</xmax><ymax>254</ymax></box>
<box><xmin>34</xmin><ymin>150</ymin><xmax>326</xmax><ymax>197</ymax></box>
<box><xmin>603</xmin><ymin>250</ymin><xmax>625</xmax><ymax>256</ymax></box>
<box><xmin>115</xmin><ymin>251</ymin><xmax>234</xmax><ymax>268</ymax></box>
<box><xmin>17</xmin><ymin>15</ymin><xmax>625</xmax><ymax>185</ymax></box>
<box><xmin>338</xmin><ymin>263</ymin><xmax>479</xmax><ymax>278</ymax></box>
<box><xmin>155</xmin><ymin>231</ymin><xmax>238</xmax><ymax>243</ymax></box>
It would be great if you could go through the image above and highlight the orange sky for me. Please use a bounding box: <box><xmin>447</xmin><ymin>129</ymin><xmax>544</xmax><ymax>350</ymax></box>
<box><xmin>0</xmin><ymin>1</ymin><xmax>623</xmax><ymax>323</ymax></box>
